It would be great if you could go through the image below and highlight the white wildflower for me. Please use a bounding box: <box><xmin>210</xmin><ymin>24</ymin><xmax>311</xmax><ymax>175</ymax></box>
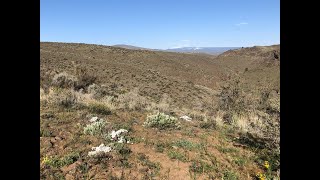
<box><xmin>110</xmin><ymin>129</ymin><xmax>128</xmax><ymax>139</ymax></box>
<box><xmin>89</xmin><ymin>116</ymin><xmax>99</xmax><ymax>122</ymax></box>
<box><xmin>117</xmin><ymin>136</ymin><xmax>126</xmax><ymax>143</ymax></box>
<box><xmin>88</xmin><ymin>144</ymin><xmax>112</xmax><ymax>157</ymax></box>
<box><xmin>180</xmin><ymin>115</ymin><xmax>192</xmax><ymax>121</ymax></box>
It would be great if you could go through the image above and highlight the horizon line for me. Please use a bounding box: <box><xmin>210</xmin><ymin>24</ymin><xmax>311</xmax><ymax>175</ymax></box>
<box><xmin>40</xmin><ymin>41</ymin><xmax>280</xmax><ymax>50</ymax></box>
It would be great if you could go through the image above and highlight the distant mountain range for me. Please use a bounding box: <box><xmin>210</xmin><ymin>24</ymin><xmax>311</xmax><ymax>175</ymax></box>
<box><xmin>165</xmin><ymin>47</ymin><xmax>240</xmax><ymax>55</ymax></box>
<box><xmin>112</xmin><ymin>44</ymin><xmax>150</xmax><ymax>50</ymax></box>
<box><xmin>112</xmin><ymin>44</ymin><xmax>240</xmax><ymax>55</ymax></box>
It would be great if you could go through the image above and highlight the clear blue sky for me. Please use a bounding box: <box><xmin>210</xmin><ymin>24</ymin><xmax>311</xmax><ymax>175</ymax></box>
<box><xmin>40</xmin><ymin>0</ymin><xmax>279</xmax><ymax>49</ymax></box>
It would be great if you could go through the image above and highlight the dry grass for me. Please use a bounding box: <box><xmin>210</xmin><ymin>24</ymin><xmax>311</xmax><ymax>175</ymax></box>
<box><xmin>51</xmin><ymin>72</ymin><xmax>78</xmax><ymax>89</ymax></box>
<box><xmin>40</xmin><ymin>42</ymin><xmax>280</xmax><ymax>179</ymax></box>
<box><xmin>213</xmin><ymin>110</ymin><xmax>225</xmax><ymax>127</ymax></box>
<box><xmin>44</xmin><ymin>88</ymin><xmax>78</xmax><ymax>108</ymax></box>
<box><xmin>116</xmin><ymin>88</ymin><xmax>151</xmax><ymax>111</ymax></box>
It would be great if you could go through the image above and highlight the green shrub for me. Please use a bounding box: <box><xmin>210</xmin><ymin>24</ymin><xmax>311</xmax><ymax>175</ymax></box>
<box><xmin>255</xmin><ymin>148</ymin><xmax>280</xmax><ymax>172</ymax></box>
<box><xmin>234</xmin><ymin>157</ymin><xmax>247</xmax><ymax>167</ymax></box>
<box><xmin>189</xmin><ymin>160</ymin><xmax>215</xmax><ymax>173</ymax></box>
<box><xmin>42</xmin><ymin>152</ymin><xmax>80</xmax><ymax>168</ymax></box>
<box><xmin>87</xmin><ymin>103</ymin><xmax>111</xmax><ymax>115</ymax></box>
<box><xmin>167</xmin><ymin>150</ymin><xmax>187</xmax><ymax>162</ymax></box>
<box><xmin>173</xmin><ymin>139</ymin><xmax>203</xmax><ymax>151</ymax></box>
<box><xmin>61</xmin><ymin>152</ymin><xmax>80</xmax><ymax>166</ymax></box>
<box><xmin>114</xmin><ymin>143</ymin><xmax>132</xmax><ymax>157</ymax></box>
<box><xmin>143</xmin><ymin>112</ymin><xmax>181</xmax><ymax>130</ymax></box>
<box><xmin>155</xmin><ymin>142</ymin><xmax>167</xmax><ymax>153</ymax></box>
<box><xmin>83</xmin><ymin>120</ymin><xmax>107</xmax><ymax>136</ymax></box>
<box><xmin>40</xmin><ymin>129</ymin><xmax>52</xmax><ymax>137</ymax></box>
<box><xmin>223</xmin><ymin>170</ymin><xmax>238</xmax><ymax>180</ymax></box>
<box><xmin>137</xmin><ymin>153</ymin><xmax>161</xmax><ymax>170</ymax></box>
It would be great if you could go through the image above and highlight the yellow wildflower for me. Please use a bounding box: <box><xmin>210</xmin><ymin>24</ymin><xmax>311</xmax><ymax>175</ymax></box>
<box><xmin>264</xmin><ymin>161</ymin><xmax>270</xmax><ymax>169</ymax></box>
<box><xmin>256</xmin><ymin>172</ymin><xmax>266</xmax><ymax>180</ymax></box>
<box><xmin>41</xmin><ymin>156</ymin><xmax>50</xmax><ymax>165</ymax></box>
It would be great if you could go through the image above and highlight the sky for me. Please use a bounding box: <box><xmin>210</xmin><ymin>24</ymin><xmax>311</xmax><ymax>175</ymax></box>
<box><xmin>40</xmin><ymin>0</ymin><xmax>280</xmax><ymax>49</ymax></box>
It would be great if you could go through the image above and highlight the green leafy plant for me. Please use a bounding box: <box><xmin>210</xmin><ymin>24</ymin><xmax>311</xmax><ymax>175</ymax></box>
<box><xmin>137</xmin><ymin>153</ymin><xmax>161</xmax><ymax>176</ymax></box>
<box><xmin>143</xmin><ymin>112</ymin><xmax>181</xmax><ymax>130</ymax></box>
<box><xmin>173</xmin><ymin>139</ymin><xmax>203</xmax><ymax>151</ymax></box>
<box><xmin>223</xmin><ymin>170</ymin><xmax>238</xmax><ymax>180</ymax></box>
<box><xmin>83</xmin><ymin>120</ymin><xmax>107</xmax><ymax>136</ymax></box>
<box><xmin>189</xmin><ymin>160</ymin><xmax>216</xmax><ymax>174</ymax></box>
<box><xmin>42</xmin><ymin>152</ymin><xmax>80</xmax><ymax>168</ymax></box>
<box><xmin>40</xmin><ymin>129</ymin><xmax>52</xmax><ymax>137</ymax></box>
<box><xmin>167</xmin><ymin>150</ymin><xmax>187</xmax><ymax>162</ymax></box>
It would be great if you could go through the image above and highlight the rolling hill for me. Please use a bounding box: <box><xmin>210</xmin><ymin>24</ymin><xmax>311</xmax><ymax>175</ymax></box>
<box><xmin>40</xmin><ymin>42</ymin><xmax>280</xmax><ymax>179</ymax></box>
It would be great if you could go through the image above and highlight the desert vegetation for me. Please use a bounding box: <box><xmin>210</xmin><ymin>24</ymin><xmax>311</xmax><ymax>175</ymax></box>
<box><xmin>40</xmin><ymin>43</ymin><xmax>279</xmax><ymax>179</ymax></box>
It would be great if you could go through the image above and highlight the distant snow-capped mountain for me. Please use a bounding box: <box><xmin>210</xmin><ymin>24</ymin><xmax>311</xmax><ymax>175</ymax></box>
<box><xmin>166</xmin><ymin>47</ymin><xmax>240</xmax><ymax>55</ymax></box>
<box><xmin>111</xmin><ymin>44</ymin><xmax>241</xmax><ymax>55</ymax></box>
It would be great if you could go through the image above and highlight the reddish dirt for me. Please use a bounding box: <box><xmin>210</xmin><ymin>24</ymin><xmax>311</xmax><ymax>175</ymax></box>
<box><xmin>130</xmin><ymin>143</ymin><xmax>191</xmax><ymax>179</ymax></box>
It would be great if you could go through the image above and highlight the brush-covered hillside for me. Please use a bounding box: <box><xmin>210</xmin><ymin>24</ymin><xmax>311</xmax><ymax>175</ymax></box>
<box><xmin>40</xmin><ymin>42</ymin><xmax>280</xmax><ymax>180</ymax></box>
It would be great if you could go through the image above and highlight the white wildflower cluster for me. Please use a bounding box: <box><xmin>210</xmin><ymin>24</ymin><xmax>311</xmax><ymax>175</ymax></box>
<box><xmin>88</xmin><ymin>144</ymin><xmax>112</xmax><ymax>157</ymax></box>
<box><xmin>83</xmin><ymin>117</ymin><xmax>106</xmax><ymax>136</ymax></box>
<box><xmin>109</xmin><ymin>129</ymin><xmax>129</xmax><ymax>143</ymax></box>
<box><xmin>85</xmin><ymin>116</ymin><xmax>133</xmax><ymax>157</ymax></box>
<box><xmin>143</xmin><ymin>112</ymin><xmax>181</xmax><ymax>130</ymax></box>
